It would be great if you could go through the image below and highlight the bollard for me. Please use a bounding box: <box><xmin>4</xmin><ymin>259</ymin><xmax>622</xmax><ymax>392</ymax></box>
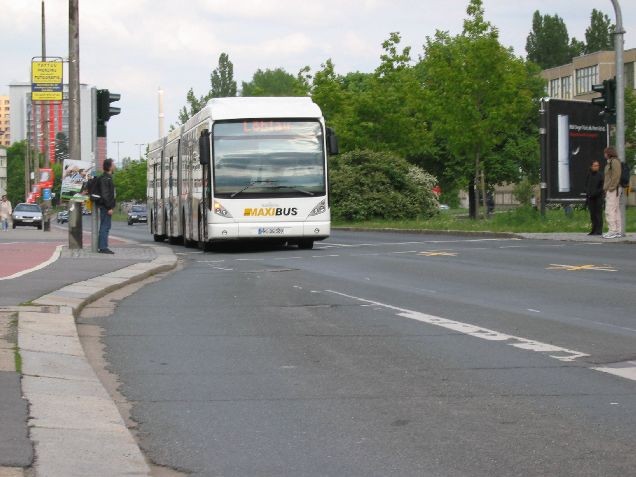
<box><xmin>68</xmin><ymin>200</ymin><xmax>83</xmax><ymax>249</ymax></box>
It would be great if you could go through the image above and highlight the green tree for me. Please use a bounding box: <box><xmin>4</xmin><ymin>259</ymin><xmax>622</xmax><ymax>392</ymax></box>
<box><xmin>241</xmin><ymin>68</ymin><xmax>305</xmax><ymax>96</ymax></box>
<box><xmin>178</xmin><ymin>53</ymin><xmax>237</xmax><ymax>124</ymax></box>
<box><xmin>6</xmin><ymin>141</ymin><xmax>26</xmax><ymax>205</ymax></box>
<box><xmin>113</xmin><ymin>159</ymin><xmax>147</xmax><ymax>202</ymax></box>
<box><xmin>585</xmin><ymin>9</ymin><xmax>615</xmax><ymax>53</ymax></box>
<box><xmin>422</xmin><ymin>0</ymin><xmax>543</xmax><ymax>218</ymax></box>
<box><xmin>54</xmin><ymin>132</ymin><xmax>69</xmax><ymax>163</ymax></box>
<box><xmin>210</xmin><ymin>52</ymin><xmax>237</xmax><ymax>98</ymax></box>
<box><xmin>526</xmin><ymin>11</ymin><xmax>583</xmax><ymax>68</ymax></box>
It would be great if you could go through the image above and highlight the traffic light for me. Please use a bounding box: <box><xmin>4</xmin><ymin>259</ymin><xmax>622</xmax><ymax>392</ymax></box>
<box><xmin>96</xmin><ymin>89</ymin><xmax>121</xmax><ymax>137</ymax></box>
<box><xmin>591</xmin><ymin>77</ymin><xmax>616</xmax><ymax>124</ymax></box>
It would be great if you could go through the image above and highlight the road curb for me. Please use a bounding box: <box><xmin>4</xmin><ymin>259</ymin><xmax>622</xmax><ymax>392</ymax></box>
<box><xmin>17</xmin><ymin>244</ymin><xmax>178</xmax><ymax>477</ymax></box>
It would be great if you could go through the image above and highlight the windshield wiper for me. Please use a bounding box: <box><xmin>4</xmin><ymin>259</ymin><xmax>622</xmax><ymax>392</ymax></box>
<box><xmin>230</xmin><ymin>180</ymin><xmax>278</xmax><ymax>198</ymax></box>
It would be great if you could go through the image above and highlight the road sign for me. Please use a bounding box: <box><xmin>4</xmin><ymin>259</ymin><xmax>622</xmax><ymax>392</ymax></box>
<box><xmin>31</xmin><ymin>59</ymin><xmax>63</xmax><ymax>101</ymax></box>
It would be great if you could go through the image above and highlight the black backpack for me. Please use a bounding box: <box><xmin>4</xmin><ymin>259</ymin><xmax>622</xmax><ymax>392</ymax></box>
<box><xmin>82</xmin><ymin>176</ymin><xmax>102</xmax><ymax>203</ymax></box>
<box><xmin>619</xmin><ymin>161</ymin><xmax>631</xmax><ymax>188</ymax></box>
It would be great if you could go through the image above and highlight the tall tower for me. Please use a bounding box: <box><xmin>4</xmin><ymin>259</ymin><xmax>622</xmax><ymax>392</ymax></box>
<box><xmin>158</xmin><ymin>87</ymin><xmax>165</xmax><ymax>138</ymax></box>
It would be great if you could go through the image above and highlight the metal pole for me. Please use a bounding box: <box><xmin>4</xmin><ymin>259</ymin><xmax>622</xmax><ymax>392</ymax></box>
<box><xmin>41</xmin><ymin>1</ymin><xmax>50</xmax><ymax>170</ymax></box>
<box><xmin>539</xmin><ymin>99</ymin><xmax>548</xmax><ymax>217</ymax></box>
<box><xmin>69</xmin><ymin>0</ymin><xmax>82</xmax><ymax>247</ymax></box>
<box><xmin>610</xmin><ymin>0</ymin><xmax>626</xmax><ymax>235</ymax></box>
<box><xmin>91</xmin><ymin>87</ymin><xmax>98</xmax><ymax>253</ymax></box>
<box><xmin>113</xmin><ymin>140</ymin><xmax>124</xmax><ymax>166</ymax></box>
<box><xmin>135</xmin><ymin>143</ymin><xmax>145</xmax><ymax>159</ymax></box>
<box><xmin>69</xmin><ymin>0</ymin><xmax>81</xmax><ymax>162</ymax></box>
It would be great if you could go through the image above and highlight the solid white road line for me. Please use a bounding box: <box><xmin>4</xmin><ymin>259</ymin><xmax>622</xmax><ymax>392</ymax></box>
<box><xmin>325</xmin><ymin>290</ymin><xmax>636</xmax><ymax>383</ymax></box>
<box><xmin>0</xmin><ymin>245</ymin><xmax>64</xmax><ymax>281</ymax></box>
<box><xmin>325</xmin><ymin>289</ymin><xmax>589</xmax><ymax>363</ymax></box>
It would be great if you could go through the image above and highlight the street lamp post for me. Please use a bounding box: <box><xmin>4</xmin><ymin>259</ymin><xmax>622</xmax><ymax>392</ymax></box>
<box><xmin>112</xmin><ymin>140</ymin><xmax>124</xmax><ymax>167</ymax></box>
<box><xmin>135</xmin><ymin>143</ymin><xmax>146</xmax><ymax>160</ymax></box>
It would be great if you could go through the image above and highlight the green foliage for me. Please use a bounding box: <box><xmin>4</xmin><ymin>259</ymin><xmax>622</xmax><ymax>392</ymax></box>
<box><xmin>54</xmin><ymin>132</ymin><xmax>69</xmax><ymax>163</ymax></box>
<box><xmin>329</xmin><ymin>149</ymin><xmax>438</xmax><ymax>221</ymax></box>
<box><xmin>625</xmin><ymin>88</ymin><xmax>636</xmax><ymax>170</ymax></box>
<box><xmin>241</xmin><ymin>68</ymin><xmax>306</xmax><ymax>97</ymax></box>
<box><xmin>6</xmin><ymin>141</ymin><xmax>26</xmax><ymax>205</ymax></box>
<box><xmin>178</xmin><ymin>53</ymin><xmax>237</xmax><ymax>124</ymax></box>
<box><xmin>113</xmin><ymin>159</ymin><xmax>147</xmax><ymax>202</ymax></box>
<box><xmin>525</xmin><ymin>11</ymin><xmax>583</xmax><ymax>68</ymax></box>
<box><xmin>421</xmin><ymin>0</ymin><xmax>542</xmax><ymax>191</ymax></box>
<box><xmin>309</xmin><ymin>33</ymin><xmax>432</xmax><ymax>159</ymax></box>
<box><xmin>512</xmin><ymin>177</ymin><xmax>535</xmax><ymax>205</ymax></box>
<box><xmin>585</xmin><ymin>9</ymin><xmax>614</xmax><ymax>53</ymax></box>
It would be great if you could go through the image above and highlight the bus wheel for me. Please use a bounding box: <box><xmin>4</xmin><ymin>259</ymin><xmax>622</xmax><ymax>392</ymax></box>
<box><xmin>298</xmin><ymin>239</ymin><xmax>314</xmax><ymax>250</ymax></box>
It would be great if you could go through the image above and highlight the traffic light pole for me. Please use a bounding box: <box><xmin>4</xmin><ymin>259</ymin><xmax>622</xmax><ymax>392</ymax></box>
<box><xmin>610</xmin><ymin>0</ymin><xmax>626</xmax><ymax>235</ymax></box>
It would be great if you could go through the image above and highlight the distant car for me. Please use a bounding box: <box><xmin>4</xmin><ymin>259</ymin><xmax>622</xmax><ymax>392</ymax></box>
<box><xmin>12</xmin><ymin>203</ymin><xmax>43</xmax><ymax>229</ymax></box>
<box><xmin>438</xmin><ymin>204</ymin><xmax>450</xmax><ymax>210</ymax></box>
<box><xmin>56</xmin><ymin>210</ymin><xmax>69</xmax><ymax>224</ymax></box>
<box><xmin>127</xmin><ymin>205</ymin><xmax>148</xmax><ymax>225</ymax></box>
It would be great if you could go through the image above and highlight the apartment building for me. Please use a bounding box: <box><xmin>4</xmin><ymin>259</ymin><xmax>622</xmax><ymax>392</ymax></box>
<box><xmin>541</xmin><ymin>48</ymin><xmax>636</xmax><ymax>101</ymax></box>
<box><xmin>9</xmin><ymin>83</ymin><xmax>94</xmax><ymax>164</ymax></box>
<box><xmin>0</xmin><ymin>96</ymin><xmax>10</xmax><ymax>147</ymax></box>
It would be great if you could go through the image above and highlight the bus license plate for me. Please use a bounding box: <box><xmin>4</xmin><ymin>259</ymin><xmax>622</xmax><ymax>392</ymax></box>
<box><xmin>258</xmin><ymin>227</ymin><xmax>285</xmax><ymax>235</ymax></box>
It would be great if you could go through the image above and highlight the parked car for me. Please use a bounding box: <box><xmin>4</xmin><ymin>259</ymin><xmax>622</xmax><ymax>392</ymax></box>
<box><xmin>56</xmin><ymin>210</ymin><xmax>69</xmax><ymax>224</ymax></box>
<box><xmin>127</xmin><ymin>205</ymin><xmax>148</xmax><ymax>225</ymax></box>
<box><xmin>12</xmin><ymin>203</ymin><xmax>43</xmax><ymax>229</ymax></box>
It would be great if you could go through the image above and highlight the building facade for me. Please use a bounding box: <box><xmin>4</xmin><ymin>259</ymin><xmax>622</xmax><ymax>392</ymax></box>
<box><xmin>0</xmin><ymin>96</ymin><xmax>10</xmax><ymax>147</ymax></box>
<box><xmin>541</xmin><ymin>48</ymin><xmax>636</xmax><ymax>101</ymax></box>
<box><xmin>9</xmin><ymin>83</ymin><xmax>94</xmax><ymax>164</ymax></box>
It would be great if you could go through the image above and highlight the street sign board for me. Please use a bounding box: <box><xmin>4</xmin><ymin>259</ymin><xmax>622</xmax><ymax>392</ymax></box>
<box><xmin>542</xmin><ymin>99</ymin><xmax>608</xmax><ymax>202</ymax></box>
<box><xmin>31</xmin><ymin>59</ymin><xmax>63</xmax><ymax>101</ymax></box>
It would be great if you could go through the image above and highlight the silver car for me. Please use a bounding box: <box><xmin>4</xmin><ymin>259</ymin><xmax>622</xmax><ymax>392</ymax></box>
<box><xmin>12</xmin><ymin>203</ymin><xmax>43</xmax><ymax>229</ymax></box>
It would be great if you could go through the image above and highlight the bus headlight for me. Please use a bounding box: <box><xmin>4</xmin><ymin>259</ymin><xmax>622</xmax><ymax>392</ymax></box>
<box><xmin>308</xmin><ymin>199</ymin><xmax>326</xmax><ymax>217</ymax></box>
<box><xmin>214</xmin><ymin>200</ymin><xmax>233</xmax><ymax>218</ymax></box>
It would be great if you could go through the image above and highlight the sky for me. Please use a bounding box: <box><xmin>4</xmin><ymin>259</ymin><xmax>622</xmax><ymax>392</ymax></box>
<box><xmin>1</xmin><ymin>0</ymin><xmax>634</xmax><ymax>162</ymax></box>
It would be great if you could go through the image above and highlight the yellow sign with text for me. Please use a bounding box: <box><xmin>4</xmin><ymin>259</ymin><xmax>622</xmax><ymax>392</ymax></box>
<box><xmin>32</xmin><ymin>61</ymin><xmax>63</xmax><ymax>101</ymax></box>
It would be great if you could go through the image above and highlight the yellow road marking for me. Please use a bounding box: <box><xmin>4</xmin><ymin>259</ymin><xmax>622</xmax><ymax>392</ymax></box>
<box><xmin>546</xmin><ymin>263</ymin><xmax>617</xmax><ymax>272</ymax></box>
<box><xmin>419</xmin><ymin>250</ymin><xmax>458</xmax><ymax>257</ymax></box>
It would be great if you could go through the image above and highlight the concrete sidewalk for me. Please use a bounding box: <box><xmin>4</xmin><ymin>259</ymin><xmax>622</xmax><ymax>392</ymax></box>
<box><xmin>0</xmin><ymin>227</ymin><xmax>178</xmax><ymax>476</ymax></box>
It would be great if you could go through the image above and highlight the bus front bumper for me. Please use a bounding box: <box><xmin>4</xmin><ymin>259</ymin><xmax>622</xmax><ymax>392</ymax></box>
<box><xmin>208</xmin><ymin>221</ymin><xmax>330</xmax><ymax>240</ymax></box>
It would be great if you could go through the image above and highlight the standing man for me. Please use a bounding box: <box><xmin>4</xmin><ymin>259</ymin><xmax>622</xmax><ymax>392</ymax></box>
<box><xmin>585</xmin><ymin>160</ymin><xmax>604</xmax><ymax>235</ymax></box>
<box><xmin>602</xmin><ymin>147</ymin><xmax>623</xmax><ymax>239</ymax></box>
<box><xmin>0</xmin><ymin>195</ymin><xmax>12</xmax><ymax>231</ymax></box>
<box><xmin>98</xmin><ymin>158</ymin><xmax>116</xmax><ymax>253</ymax></box>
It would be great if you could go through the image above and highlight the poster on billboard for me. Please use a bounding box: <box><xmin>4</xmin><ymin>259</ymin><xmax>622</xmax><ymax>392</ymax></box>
<box><xmin>61</xmin><ymin>159</ymin><xmax>94</xmax><ymax>199</ymax></box>
<box><xmin>543</xmin><ymin>99</ymin><xmax>608</xmax><ymax>202</ymax></box>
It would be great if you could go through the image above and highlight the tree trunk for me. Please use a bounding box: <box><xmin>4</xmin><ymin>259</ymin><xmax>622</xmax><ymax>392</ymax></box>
<box><xmin>468</xmin><ymin>181</ymin><xmax>476</xmax><ymax>219</ymax></box>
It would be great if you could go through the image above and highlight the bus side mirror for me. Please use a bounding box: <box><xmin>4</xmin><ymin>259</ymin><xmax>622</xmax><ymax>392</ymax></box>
<box><xmin>326</xmin><ymin>127</ymin><xmax>339</xmax><ymax>155</ymax></box>
<box><xmin>199</xmin><ymin>129</ymin><xmax>211</xmax><ymax>165</ymax></box>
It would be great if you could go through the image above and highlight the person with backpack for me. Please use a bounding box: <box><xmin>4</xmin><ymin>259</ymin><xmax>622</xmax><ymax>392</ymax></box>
<box><xmin>585</xmin><ymin>160</ymin><xmax>604</xmax><ymax>236</ymax></box>
<box><xmin>97</xmin><ymin>158</ymin><xmax>117</xmax><ymax>253</ymax></box>
<box><xmin>602</xmin><ymin>147</ymin><xmax>624</xmax><ymax>239</ymax></box>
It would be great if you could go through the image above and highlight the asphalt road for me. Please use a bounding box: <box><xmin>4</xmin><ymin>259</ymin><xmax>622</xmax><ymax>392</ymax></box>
<box><xmin>90</xmin><ymin>229</ymin><xmax>636</xmax><ymax>476</ymax></box>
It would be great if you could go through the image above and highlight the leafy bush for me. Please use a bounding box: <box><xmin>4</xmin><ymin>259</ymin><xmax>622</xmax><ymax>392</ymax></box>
<box><xmin>513</xmin><ymin>177</ymin><xmax>535</xmax><ymax>205</ymax></box>
<box><xmin>329</xmin><ymin>149</ymin><xmax>438</xmax><ymax>221</ymax></box>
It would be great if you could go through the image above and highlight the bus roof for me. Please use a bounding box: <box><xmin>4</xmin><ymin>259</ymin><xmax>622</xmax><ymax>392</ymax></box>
<box><xmin>201</xmin><ymin>97</ymin><xmax>322</xmax><ymax>121</ymax></box>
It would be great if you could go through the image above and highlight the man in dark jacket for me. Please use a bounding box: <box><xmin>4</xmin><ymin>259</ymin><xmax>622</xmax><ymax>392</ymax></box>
<box><xmin>98</xmin><ymin>158</ymin><xmax>116</xmax><ymax>254</ymax></box>
<box><xmin>585</xmin><ymin>160</ymin><xmax>604</xmax><ymax>235</ymax></box>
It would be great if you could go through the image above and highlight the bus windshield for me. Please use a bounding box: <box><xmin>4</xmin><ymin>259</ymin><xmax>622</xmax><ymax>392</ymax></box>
<box><xmin>213</xmin><ymin>120</ymin><xmax>325</xmax><ymax>198</ymax></box>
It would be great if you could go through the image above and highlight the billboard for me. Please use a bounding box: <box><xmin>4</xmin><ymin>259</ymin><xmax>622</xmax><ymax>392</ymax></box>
<box><xmin>543</xmin><ymin>99</ymin><xmax>608</xmax><ymax>202</ymax></box>
<box><xmin>61</xmin><ymin>159</ymin><xmax>94</xmax><ymax>199</ymax></box>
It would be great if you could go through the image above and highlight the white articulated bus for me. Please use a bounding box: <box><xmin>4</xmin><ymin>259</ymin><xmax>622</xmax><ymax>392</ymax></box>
<box><xmin>147</xmin><ymin>97</ymin><xmax>338</xmax><ymax>250</ymax></box>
